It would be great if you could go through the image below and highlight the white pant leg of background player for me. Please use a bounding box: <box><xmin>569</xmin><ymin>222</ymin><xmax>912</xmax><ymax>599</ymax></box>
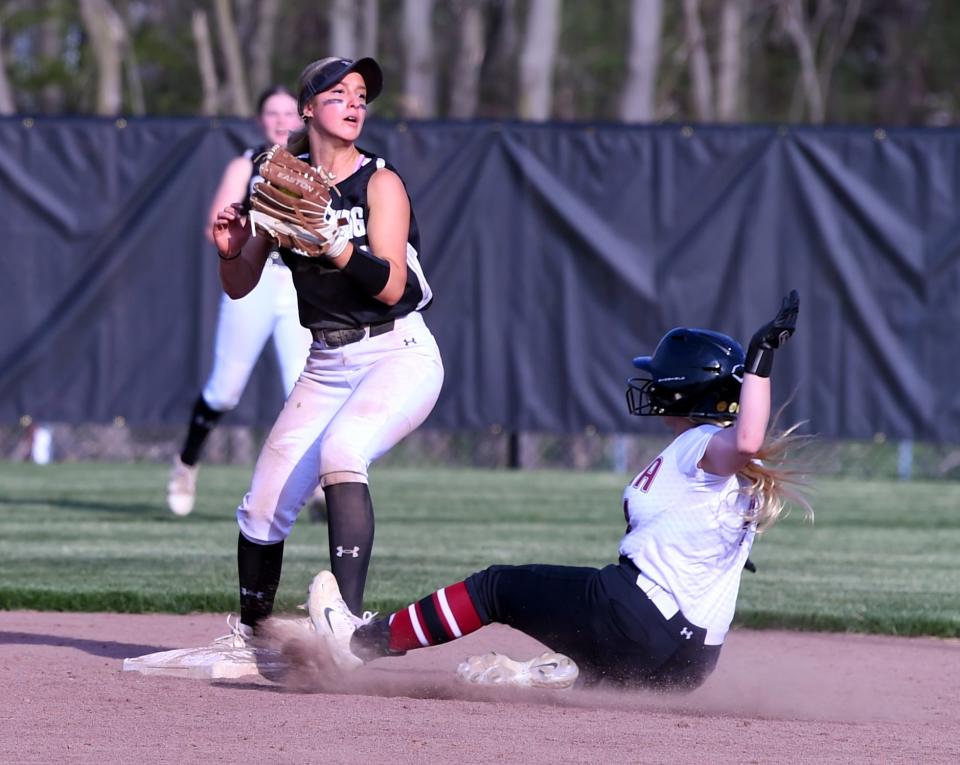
<box><xmin>236</xmin><ymin>315</ymin><xmax>443</xmax><ymax>618</ymax></box>
<box><xmin>177</xmin><ymin>282</ymin><xmax>277</xmax><ymax>470</ymax></box>
<box><xmin>203</xmin><ymin>272</ymin><xmax>285</xmax><ymax>411</ymax></box>
<box><xmin>182</xmin><ymin>266</ymin><xmax>309</xmax><ymax>470</ymax></box>
<box><xmin>266</xmin><ymin>265</ymin><xmax>312</xmax><ymax>396</ymax></box>
<box><xmin>176</xmin><ymin>264</ymin><xmax>309</xmax><ymax>477</ymax></box>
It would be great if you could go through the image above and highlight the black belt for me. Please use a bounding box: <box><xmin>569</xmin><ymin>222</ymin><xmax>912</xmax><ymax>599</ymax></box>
<box><xmin>311</xmin><ymin>319</ymin><xmax>395</xmax><ymax>348</ymax></box>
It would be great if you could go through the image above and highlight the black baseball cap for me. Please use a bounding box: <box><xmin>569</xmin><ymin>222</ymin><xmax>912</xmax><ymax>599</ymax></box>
<box><xmin>297</xmin><ymin>57</ymin><xmax>384</xmax><ymax>114</ymax></box>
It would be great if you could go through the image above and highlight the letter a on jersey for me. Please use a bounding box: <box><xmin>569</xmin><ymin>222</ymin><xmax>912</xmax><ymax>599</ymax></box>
<box><xmin>632</xmin><ymin>456</ymin><xmax>663</xmax><ymax>492</ymax></box>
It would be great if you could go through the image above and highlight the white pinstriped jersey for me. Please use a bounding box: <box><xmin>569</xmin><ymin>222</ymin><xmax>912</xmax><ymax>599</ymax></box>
<box><xmin>619</xmin><ymin>424</ymin><xmax>756</xmax><ymax>644</ymax></box>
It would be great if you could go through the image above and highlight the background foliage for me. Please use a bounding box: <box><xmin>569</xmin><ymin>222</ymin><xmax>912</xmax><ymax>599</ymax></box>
<box><xmin>1</xmin><ymin>0</ymin><xmax>958</xmax><ymax>124</ymax></box>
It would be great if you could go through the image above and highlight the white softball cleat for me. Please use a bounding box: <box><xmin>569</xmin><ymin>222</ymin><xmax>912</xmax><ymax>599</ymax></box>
<box><xmin>122</xmin><ymin>615</ymin><xmax>285</xmax><ymax>680</ymax></box>
<box><xmin>456</xmin><ymin>651</ymin><xmax>579</xmax><ymax>690</ymax></box>
<box><xmin>306</xmin><ymin>570</ymin><xmax>363</xmax><ymax>671</ymax></box>
<box><xmin>166</xmin><ymin>455</ymin><xmax>198</xmax><ymax>516</ymax></box>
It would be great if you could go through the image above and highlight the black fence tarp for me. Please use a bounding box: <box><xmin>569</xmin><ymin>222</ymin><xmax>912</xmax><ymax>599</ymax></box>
<box><xmin>1</xmin><ymin>117</ymin><xmax>959</xmax><ymax>442</ymax></box>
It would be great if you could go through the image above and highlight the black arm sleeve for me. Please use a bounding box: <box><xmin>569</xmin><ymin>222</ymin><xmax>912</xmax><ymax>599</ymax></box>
<box><xmin>342</xmin><ymin>245</ymin><xmax>391</xmax><ymax>296</ymax></box>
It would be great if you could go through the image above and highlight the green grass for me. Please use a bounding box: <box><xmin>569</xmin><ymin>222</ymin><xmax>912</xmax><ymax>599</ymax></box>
<box><xmin>1</xmin><ymin>462</ymin><xmax>959</xmax><ymax>637</ymax></box>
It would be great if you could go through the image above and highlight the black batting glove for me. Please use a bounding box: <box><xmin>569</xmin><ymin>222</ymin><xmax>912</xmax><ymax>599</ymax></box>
<box><xmin>745</xmin><ymin>289</ymin><xmax>799</xmax><ymax>377</ymax></box>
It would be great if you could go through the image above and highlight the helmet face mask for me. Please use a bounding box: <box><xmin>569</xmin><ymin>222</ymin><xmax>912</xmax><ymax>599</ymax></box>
<box><xmin>626</xmin><ymin>328</ymin><xmax>745</xmax><ymax>423</ymax></box>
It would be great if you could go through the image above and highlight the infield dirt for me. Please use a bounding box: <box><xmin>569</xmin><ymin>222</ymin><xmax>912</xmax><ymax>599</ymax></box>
<box><xmin>1</xmin><ymin>611</ymin><xmax>957</xmax><ymax>764</ymax></box>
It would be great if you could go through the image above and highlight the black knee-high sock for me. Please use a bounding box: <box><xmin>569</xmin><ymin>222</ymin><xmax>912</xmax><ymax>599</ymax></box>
<box><xmin>237</xmin><ymin>532</ymin><xmax>284</xmax><ymax>630</ymax></box>
<box><xmin>324</xmin><ymin>482</ymin><xmax>375</xmax><ymax>615</ymax></box>
<box><xmin>180</xmin><ymin>396</ymin><xmax>224</xmax><ymax>466</ymax></box>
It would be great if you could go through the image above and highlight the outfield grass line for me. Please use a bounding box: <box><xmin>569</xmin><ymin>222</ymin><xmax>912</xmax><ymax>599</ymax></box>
<box><xmin>2</xmin><ymin>462</ymin><xmax>959</xmax><ymax>636</ymax></box>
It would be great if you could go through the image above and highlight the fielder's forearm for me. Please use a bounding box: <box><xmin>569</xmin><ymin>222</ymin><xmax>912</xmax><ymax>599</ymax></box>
<box><xmin>219</xmin><ymin>236</ymin><xmax>270</xmax><ymax>299</ymax></box>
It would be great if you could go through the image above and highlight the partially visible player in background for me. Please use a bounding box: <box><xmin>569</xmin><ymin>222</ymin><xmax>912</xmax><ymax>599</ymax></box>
<box><xmin>293</xmin><ymin>292</ymin><xmax>809</xmax><ymax>692</ymax></box>
<box><xmin>166</xmin><ymin>86</ymin><xmax>314</xmax><ymax>517</ymax></box>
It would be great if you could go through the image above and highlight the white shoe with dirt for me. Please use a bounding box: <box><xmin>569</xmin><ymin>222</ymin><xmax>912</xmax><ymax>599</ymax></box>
<box><xmin>456</xmin><ymin>651</ymin><xmax>579</xmax><ymax>689</ymax></box>
<box><xmin>305</xmin><ymin>570</ymin><xmax>363</xmax><ymax>671</ymax></box>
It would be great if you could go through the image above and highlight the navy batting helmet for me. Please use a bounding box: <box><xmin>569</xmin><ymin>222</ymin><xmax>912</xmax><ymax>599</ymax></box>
<box><xmin>626</xmin><ymin>328</ymin><xmax>745</xmax><ymax>422</ymax></box>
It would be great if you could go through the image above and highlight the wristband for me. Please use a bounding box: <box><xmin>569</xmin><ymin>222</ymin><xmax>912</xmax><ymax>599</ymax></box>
<box><xmin>342</xmin><ymin>245</ymin><xmax>391</xmax><ymax>296</ymax></box>
<box><xmin>319</xmin><ymin>204</ymin><xmax>351</xmax><ymax>260</ymax></box>
<box><xmin>324</xmin><ymin>229</ymin><xmax>351</xmax><ymax>260</ymax></box>
<box><xmin>218</xmin><ymin>249</ymin><xmax>241</xmax><ymax>261</ymax></box>
<box><xmin>745</xmin><ymin>342</ymin><xmax>774</xmax><ymax>377</ymax></box>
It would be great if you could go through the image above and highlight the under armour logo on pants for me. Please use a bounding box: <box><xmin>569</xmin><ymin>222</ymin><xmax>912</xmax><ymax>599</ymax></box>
<box><xmin>680</xmin><ymin>627</ymin><xmax>693</xmax><ymax>640</ymax></box>
<box><xmin>336</xmin><ymin>545</ymin><xmax>360</xmax><ymax>558</ymax></box>
<box><xmin>240</xmin><ymin>587</ymin><xmax>265</xmax><ymax>601</ymax></box>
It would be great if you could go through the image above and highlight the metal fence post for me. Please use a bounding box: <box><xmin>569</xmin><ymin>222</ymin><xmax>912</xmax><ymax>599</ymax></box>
<box><xmin>897</xmin><ymin>439</ymin><xmax>913</xmax><ymax>481</ymax></box>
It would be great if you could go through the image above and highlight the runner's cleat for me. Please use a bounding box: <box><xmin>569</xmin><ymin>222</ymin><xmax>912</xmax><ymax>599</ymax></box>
<box><xmin>456</xmin><ymin>651</ymin><xmax>579</xmax><ymax>689</ymax></box>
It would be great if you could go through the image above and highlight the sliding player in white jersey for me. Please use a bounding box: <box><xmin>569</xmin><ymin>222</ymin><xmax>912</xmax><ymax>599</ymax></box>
<box><xmin>292</xmin><ymin>291</ymin><xmax>808</xmax><ymax>691</ymax></box>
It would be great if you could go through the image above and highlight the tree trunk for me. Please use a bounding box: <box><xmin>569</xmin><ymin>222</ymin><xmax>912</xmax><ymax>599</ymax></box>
<box><xmin>402</xmin><ymin>0</ymin><xmax>437</xmax><ymax>118</ymax></box>
<box><xmin>780</xmin><ymin>0</ymin><xmax>824</xmax><ymax>123</ymax></box>
<box><xmin>681</xmin><ymin>0</ymin><xmax>714</xmax><ymax>121</ymax></box>
<box><xmin>874</xmin><ymin>3</ymin><xmax>919</xmax><ymax>125</ymax></box>
<box><xmin>0</xmin><ymin>22</ymin><xmax>14</xmax><ymax>115</ymax></box>
<box><xmin>122</xmin><ymin>5</ymin><xmax>145</xmax><ymax>117</ymax></box>
<box><xmin>359</xmin><ymin>0</ymin><xmax>379</xmax><ymax>56</ymax></box>
<box><xmin>816</xmin><ymin>0</ymin><xmax>862</xmax><ymax>112</ymax></box>
<box><xmin>715</xmin><ymin>0</ymin><xmax>745</xmax><ymax>121</ymax></box>
<box><xmin>79</xmin><ymin>0</ymin><xmax>127</xmax><ymax>115</ymax></box>
<box><xmin>448</xmin><ymin>0</ymin><xmax>485</xmax><ymax>118</ymax></box>
<box><xmin>329</xmin><ymin>0</ymin><xmax>358</xmax><ymax>60</ymax></box>
<box><xmin>213</xmin><ymin>0</ymin><xmax>252</xmax><ymax>116</ymax></box>
<box><xmin>620</xmin><ymin>0</ymin><xmax>664</xmax><ymax>123</ymax></box>
<box><xmin>250</xmin><ymin>0</ymin><xmax>280</xmax><ymax>97</ymax></box>
<box><xmin>480</xmin><ymin>0</ymin><xmax>519</xmax><ymax>117</ymax></box>
<box><xmin>39</xmin><ymin>7</ymin><xmax>63</xmax><ymax>113</ymax></box>
<box><xmin>517</xmin><ymin>0</ymin><xmax>561</xmax><ymax>120</ymax></box>
<box><xmin>233</xmin><ymin>0</ymin><xmax>255</xmax><ymax>42</ymax></box>
<box><xmin>124</xmin><ymin>44</ymin><xmax>145</xmax><ymax>116</ymax></box>
<box><xmin>192</xmin><ymin>10</ymin><xmax>219</xmax><ymax>116</ymax></box>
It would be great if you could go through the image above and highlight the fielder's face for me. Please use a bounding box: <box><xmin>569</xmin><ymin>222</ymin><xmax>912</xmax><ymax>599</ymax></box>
<box><xmin>258</xmin><ymin>92</ymin><xmax>300</xmax><ymax>146</ymax></box>
<box><xmin>304</xmin><ymin>72</ymin><xmax>368</xmax><ymax>142</ymax></box>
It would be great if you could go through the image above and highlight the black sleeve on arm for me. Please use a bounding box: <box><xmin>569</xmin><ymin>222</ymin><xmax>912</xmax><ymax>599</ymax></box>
<box><xmin>744</xmin><ymin>342</ymin><xmax>774</xmax><ymax>377</ymax></box>
<box><xmin>342</xmin><ymin>245</ymin><xmax>391</xmax><ymax>296</ymax></box>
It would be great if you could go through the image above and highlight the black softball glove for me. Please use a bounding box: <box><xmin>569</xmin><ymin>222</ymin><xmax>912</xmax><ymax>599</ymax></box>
<box><xmin>745</xmin><ymin>289</ymin><xmax>799</xmax><ymax>377</ymax></box>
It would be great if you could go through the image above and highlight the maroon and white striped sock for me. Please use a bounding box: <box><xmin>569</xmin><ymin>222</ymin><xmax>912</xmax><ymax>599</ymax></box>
<box><xmin>387</xmin><ymin>581</ymin><xmax>485</xmax><ymax>653</ymax></box>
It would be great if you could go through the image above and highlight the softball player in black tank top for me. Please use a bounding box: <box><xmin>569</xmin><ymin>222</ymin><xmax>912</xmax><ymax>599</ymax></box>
<box><xmin>279</xmin><ymin>149</ymin><xmax>432</xmax><ymax>327</ymax></box>
<box><xmin>211</xmin><ymin>57</ymin><xmax>444</xmax><ymax>645</ymax></box>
